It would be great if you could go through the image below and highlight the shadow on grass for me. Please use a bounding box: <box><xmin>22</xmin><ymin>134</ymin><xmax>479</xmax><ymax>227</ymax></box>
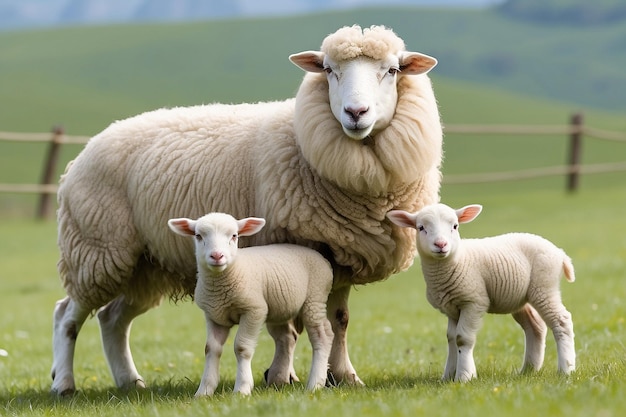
<box><xmin>1</xmin><ymin>371</ymin><xmax>443</xmax><ymax>413</ymax></box>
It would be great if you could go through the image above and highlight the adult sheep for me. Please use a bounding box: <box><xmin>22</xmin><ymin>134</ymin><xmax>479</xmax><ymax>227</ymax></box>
<box><xmin>51</xmin><ymin>24</ymin><xmax>443</xmax><ymax>395</ymax></box>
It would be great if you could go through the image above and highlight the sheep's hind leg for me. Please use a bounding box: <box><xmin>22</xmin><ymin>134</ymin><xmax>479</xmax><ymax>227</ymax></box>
<box><xmin>443</xmin><ymin>317</ymin><xmax>458</xmax><ymax>381</ymax></box>
<box><xmin>97</xmin><ymin>293</ymin><xmax>161</xmax><ymax>389</ymax></box>
<box><xmin>51</xmin><ymin>296</ymin><xmax>92</xmax><ymax>396</ymax></box>
<box><xmin>265</xmin><ymin>320</ymin><xmax>301</xmax><ymax>387</ymax></box>
<box><xmin>512</xmin><ymin>304</ymin><xmax>547</xmax><ymax>373</ymax></box>
<box><xmin>326</xmin><ymin>285</ymin><xmax>364</xmax><ymax>386</ymax></box>
<box><xmin>532</xmin><ymin>296</ymin><xmax>575</xmax><ymax>374</ymax></box>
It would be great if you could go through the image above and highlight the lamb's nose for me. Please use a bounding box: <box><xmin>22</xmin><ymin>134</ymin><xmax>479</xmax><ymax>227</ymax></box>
<box><xmin>210</xmin><ymin>252</ymin><xmax>224</xmax><ymax>261</ymax></box>
<box><xmin>434</xmin><ymin>240</ymin><xmax>447</xmax><ymax>249</ymax></box>
<box><xmin>344</xmin><ymin>105</ymin><xmax>368</xmax><ymax>122</ymax></box>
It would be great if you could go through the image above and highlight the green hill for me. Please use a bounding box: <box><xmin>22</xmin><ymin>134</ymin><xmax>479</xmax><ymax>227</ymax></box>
<box><xmin>0</xmin><ymin>8</ymin><xmax>625</xmax><ymax>216</ymax></box>
<box><xmin>1</xmin><ymin>7</ymin><xmax>625</xmax><ymax>135</ymax></box>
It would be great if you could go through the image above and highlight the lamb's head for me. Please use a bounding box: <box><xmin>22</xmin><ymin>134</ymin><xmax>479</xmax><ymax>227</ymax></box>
<box><xmin>386</xmin><ymin>204</ymin><xmax>482</xmax><ymax>260</ymax></box>
<box><xmin>290</xmin><ymin>25</ymin><xmax>437</xmax><ymax>140</ymax></box>
<box><xmin>168</xmin><ymin>213</ymin><xmax>266</xmax><ymax>273</ymax></box>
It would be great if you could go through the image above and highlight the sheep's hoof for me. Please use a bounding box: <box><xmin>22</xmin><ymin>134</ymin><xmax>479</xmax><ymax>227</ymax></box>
<box><xmin>263</xmin><ymin>369</ymin><xmax>295</xmax><ymax>385</ymax></box>
<box><xmin>51</xmin><ymin>386</ymin><xmax>76</xmax><ymax>397</ymax></box>
<box><xmin>325</xmin><ymin>370</ymin><xmax>337</xmax><ymax>387</ymax></box>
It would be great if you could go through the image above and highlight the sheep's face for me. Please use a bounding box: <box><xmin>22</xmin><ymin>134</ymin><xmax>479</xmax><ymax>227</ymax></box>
<box><xmin>290</xmin><ymin>49</ymin><xmax>437</xmax><ymax>141</ymax></box>
<box><xmin>386</xmin><ymin>204</ymin><xmax>482</xmax><ymax>260</ymax></box>
<box><xmin>168</xmin><ymin>213</ymin><xmax>266</xmax><ymax>274</ymax></box>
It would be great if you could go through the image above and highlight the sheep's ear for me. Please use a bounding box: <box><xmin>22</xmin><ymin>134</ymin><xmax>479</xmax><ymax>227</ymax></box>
<box><xmin>289</xmin><ymin>51</ymin><xmax>325</xmax><ymax>73</ymax></box>
<box><xmin>237</xmin><ymin>217</ymin><xmax>266</xmax><ymax>237</ymax></box>
<box><xmin>386</xmin><ymin>210</ymin><xmax>418</xmax><ymax>229</ymax></box>
<box><xmin>399</xmin><ymin>51</ymin><xmax>438</xmax><ymax>75</ymax></box>
<box><xmin>168</xmin><ymin>218</ymin><xmax>196</xmax><ymax>236</ymax></box>
<box><xmin>456</xmin><ymin>205</ymin><xmax>483</xmax><ymax>224</ymax></box>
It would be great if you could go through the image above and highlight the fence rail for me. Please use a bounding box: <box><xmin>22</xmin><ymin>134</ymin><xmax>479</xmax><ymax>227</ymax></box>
<box><xmin>1</xmin><ymin>113</ymin><xmax>626</xmax><ymax>219</ymax></box>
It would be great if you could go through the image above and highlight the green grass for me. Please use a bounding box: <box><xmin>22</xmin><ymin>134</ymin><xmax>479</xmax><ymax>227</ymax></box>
<box><xmin>1</xmin><ymin>178</ymin><xmax>625</xmax><ymax>416</ymax></box>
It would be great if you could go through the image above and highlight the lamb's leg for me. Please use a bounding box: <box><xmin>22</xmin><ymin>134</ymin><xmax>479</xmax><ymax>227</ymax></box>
<box><xmin>302</xmin><ymin>302</ymin><xmax>334</xmax><ymax>391</ymax></box>
<box><xmin>265</xmin><ymin>321</ymin><xmax>301</xmax><ymax>386</ymax></box>
<box><xmin>97</xmin><ymin>294</ymin><xmax>161</xmax><ymax>389</ymax></box>
<box><xmin>443</xmin><ymin>317</ymin><xmax>458</xmax><ymax>381</ymax></box>
<box><xmin>326</xmin><ymin>285</ymin><xmax>364</xmax><ymax>386</ymax></box>
<box><xmin>512</xmin><ymin>304</ymin><xmax>547</xmax><ymax>373</ymax></box>
<box><xmin>532</xmin><ymin>296</ymin><xmax>575</xmax><ymax>374</ymax></box>
<box><xmin>454</xmin><ymin>307</ymin><xmax>484</xmax><ymax>382</ymax></box>
<box><xmin>233</xmin><ymin>312</ymin><xmax>265</xmax><ymax>395</ymax></box>
<box><xmin>51</xmin><ymin>296</ymin><xmax>91</xmax><ymax>396</ymax></box>
<box><xmin>196</xmin><ymin>319</ymin><xmax>230</xmax><ymax>396</ymax></box>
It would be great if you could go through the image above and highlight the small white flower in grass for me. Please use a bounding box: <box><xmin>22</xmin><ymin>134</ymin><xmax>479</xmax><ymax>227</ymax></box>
<box><xmin>383</xmin><ymin>326</ymin><xmax>392</xmax><ymax>334</ymax></box>
<box><xmin>0</xmin><ymin>349</ymin><xmax>8</xmax><ymax>357</ymax></box>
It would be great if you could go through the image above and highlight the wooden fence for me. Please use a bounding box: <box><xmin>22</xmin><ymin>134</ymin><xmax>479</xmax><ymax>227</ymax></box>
<box><xmin>1</xmin><ymin>113</ymin><xmax>626</xmax><ymax>219</ymax></box>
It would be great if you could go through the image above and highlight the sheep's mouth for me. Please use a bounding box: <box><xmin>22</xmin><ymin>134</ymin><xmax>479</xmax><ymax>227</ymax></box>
<box><xmin>342</xmin><ymin>124</ymin><xmax>374</xmax><ymax>140</ymax></box>
<box><xmin>431</xmin><ymin>249</ymin><xmax>450</xmax><ymax>258</ymax></box>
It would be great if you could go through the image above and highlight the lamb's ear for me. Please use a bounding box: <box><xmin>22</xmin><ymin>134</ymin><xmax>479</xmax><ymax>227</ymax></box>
<box><xmin>456</xmin><ymin>205</ymin><xmax>483</xmax><ymax>224</ymax></box>
<box><xmin>399</xmin><ymin>51</ymin><xmax>438</xmax><ymax>75</ymax></box>
<box><xmin>386</xmin><ymin>210</ymin><xmax>418</xmax><ymax>229</ymax></box>
<box><xmin>237</xmin><ymin>217</ymin><xmax>266</xmax><ymax>237</ymax></box>
<box><xmin>289</xmin><ymin>51</ymin><xmax>325</xmax><ymax>73</ymax></box>
<box><xmin>168</xmin><ymin>218</ymin><xmax>196</xmax><ymax>236</ymax></box>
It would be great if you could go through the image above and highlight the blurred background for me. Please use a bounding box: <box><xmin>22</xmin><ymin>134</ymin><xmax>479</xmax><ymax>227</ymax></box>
<box><xmin>0</xmin><ymin>0</ymin><xmax>625</xmax><ymax>216</ymax></box>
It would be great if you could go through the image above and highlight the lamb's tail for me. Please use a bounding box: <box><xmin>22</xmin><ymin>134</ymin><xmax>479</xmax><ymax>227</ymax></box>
<box><xmin>562</xmin><ymin>253</ymin><xmax>575</xmax><ymax>282</ymax></box>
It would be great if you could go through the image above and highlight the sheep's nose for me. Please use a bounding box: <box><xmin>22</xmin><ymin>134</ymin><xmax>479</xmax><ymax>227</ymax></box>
<box><xmin>344</xmin><ymin>105</ymin><xmax>369</xmax><ymax>122</ymax></box>
<box><xmin>210</xmin><ymin>251</ymin><xmax>224</xmax><ymax>261</ymax></box>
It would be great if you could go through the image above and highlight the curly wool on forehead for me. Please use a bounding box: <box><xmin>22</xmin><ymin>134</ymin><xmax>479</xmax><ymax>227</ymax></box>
<box><xmin>321</xmin><ymin>25</ymin><xmax>406</xmax><ymax>61</ymax></box>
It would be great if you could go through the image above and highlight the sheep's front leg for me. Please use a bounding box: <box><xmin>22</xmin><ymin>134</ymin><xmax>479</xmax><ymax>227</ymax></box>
<box><xmin>265</xmin><ymin>321</ymin><xmax>301</xmax><ymax>386</ymax></box>
<box><xmin>196</xmin><ymin>319</ymin><xmax>230</xmax><ymax>397</ymax></box>
<box><xmin>512</xmin><ymin>304</ymin><xmax>547</xmax><ymax>373</ymax></box>
<box><xmin>454</xmin><ymin>307</ymin><xmax>484</xmax><ymax>382</ymax></box>
<box><xmin>327</xmin><ymin>285</ymin><xmax>364</xmax><ymax>386</ymax></box>
<box><xmin>442</xmin><ymin>317</ymin><xmax>458</xmax><ymax>381</ymax></box>
<box><xmin>233</xmin><ymin>312</ymin><xmax>265</xmax><ymax>395</ymax></box>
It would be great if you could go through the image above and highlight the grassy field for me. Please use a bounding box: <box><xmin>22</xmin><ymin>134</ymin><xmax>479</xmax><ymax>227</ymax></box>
<box><xmin>1</xmin><ymin>174</ymin><xmax>624</xmax><ymax>416</ymax></box>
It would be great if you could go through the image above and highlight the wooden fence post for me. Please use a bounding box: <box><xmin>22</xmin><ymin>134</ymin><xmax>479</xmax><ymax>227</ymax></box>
<box><xmin>566</xmin><ymin>113</ymin><xmax>583</xmax><ymax>192</ymax></box>
<box><xmin>36</xmin><ymin>125</ymin><xmax>64</xmax><ymax>220</ymax></box>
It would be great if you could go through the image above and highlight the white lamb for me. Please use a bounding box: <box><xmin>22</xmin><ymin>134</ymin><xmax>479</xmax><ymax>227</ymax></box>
<box><xmin>52</xmin><ymin>25</ymin><xmax>443</xmax><ymax>395</ymax></box>
<box><xmin>168</xmin><ymin>213</ymin><xmax>333</xmax><ymax>395</ymax></box>
<box><xmin>386</xmin><ymin>203</ymin><xmax>576</xmax><ymax>382</ymax></box>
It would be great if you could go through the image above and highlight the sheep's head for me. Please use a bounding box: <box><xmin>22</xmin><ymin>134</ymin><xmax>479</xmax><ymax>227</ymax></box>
<box><xmin>168</xmin><ymin>213</ymin><xmax>266</xmax><ymax>273</ymax></box>
<box><xmin>290</xmin><ymin>25</ymin><xmax>437</xmax><ymax>140</ymax></box>
<box><xmin>386</xmin><ymin>204</ymin><xmax>482</xmax><ymax>260</ymax></box>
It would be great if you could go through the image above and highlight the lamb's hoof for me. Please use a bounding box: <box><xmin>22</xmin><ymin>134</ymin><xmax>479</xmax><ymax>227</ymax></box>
<box><xmin>51</xmin><ymin>386</ymin><xmax>76</xmax><ymax>397</ymax></box>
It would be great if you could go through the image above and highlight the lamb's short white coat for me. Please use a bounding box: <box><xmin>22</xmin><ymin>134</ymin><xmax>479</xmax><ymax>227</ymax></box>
<box><xmin>168</xmin><ymin>213</ymin><xmax>333</xmax><ymax>395</ymax></box>
<box><xmin>51</xmin><ymin>25</ymin><xmax>443</xmax><ymax>395</ymax></box>
<box><xmin>387</xmin><ymin>203</ymin><xmax>576</xmax><ymax>382</ymax></box>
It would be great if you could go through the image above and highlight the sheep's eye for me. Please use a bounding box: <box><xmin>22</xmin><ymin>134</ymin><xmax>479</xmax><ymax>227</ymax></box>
<box><xmin>388</xmin><ymin>67</ymin><xmax>400</xmax><ymax>76</ymax></box>
<box><xmin>324</xmin><ymin>67</ymin><xmax>332</xmax><ymax>74</ymax></box>
<box><xmin>418</xmin><ymin>225</ymin><xmax>425</xmax><ymax>233</ymax></box>
<box><xmin>453</xmin><ymin>224</ymin><xmax>459</xmax><ymax>230</ymax></box>
<box><xmin>194</xmin><ymin>234</ymin><xmax>202</xmax><ymax>242</ymax></box>
<box><xmin>231</xmin><ymin>234</ymin><xmax>238</xmax><ymax>242</ymax></box>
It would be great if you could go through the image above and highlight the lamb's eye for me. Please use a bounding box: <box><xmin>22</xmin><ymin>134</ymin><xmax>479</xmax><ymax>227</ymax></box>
<box><xmin>324</xmin><ymin>67</ymin><xmax>332</xmax><ymax>74</ymax></box>
<box><xmin>195</xmin><ymin>234</ymin><xmax>202</xmax><ymax>242</ymax></box>
<box><xmin>231</xmin><ymin>234</ymin><xmax>238</xmax><ymax>242</ymax></box>
<box><xmin>418</xmin><ymin>225</ymin><xmax>425</xmax><ymax>233</ymax></box>
<box><xmin>388</xmin><ymin>67</ymin><xmax>399</xmax><ymax>76</ymax></box>
<box><xmin>453</xmin><ymin>224</ymin><xmax>459</xmax><ymax>230</ymax></box>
